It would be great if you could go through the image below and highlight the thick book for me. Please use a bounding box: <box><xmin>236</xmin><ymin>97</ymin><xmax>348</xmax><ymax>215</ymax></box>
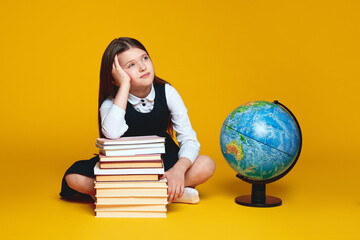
<box><xmin>99</xmin><ymin>154</ymin><xmax>162</xmax><ymax>162</ymax></box>
<box><xmin>94</xmin><ymin>179</ymin><xmax>167</xmax><ymax>189</ymax></box>
<box><xmin>95</xmin><ymin>204</ymin><xmax>167</xmax><ymax>212</ymax></box>
<box><xmin>100</xmin><ymin>147</ymin><xmax>165</xmax><ymax>157</ymax></box>
<box><xmin>96</xmin><ymin>196</ymin><xmax>168</xmax><ymax>205</ymax></box>
<box><xmin>97</xmin><ymin>135</ymin><xmax>165</xmax><ymax>146</ymax></box>
<box><xmin>94</xmin><ymin>162</ymin><xmax>164</xmax><ymax>175</ymax></box>
<box><xmin>96</xmin><ymin>188</ymin><xmax>168</xmax><ymax>197</ymax></box>
<box><xmin>96</xmin><ymin>175</ymin><xmax>159</xmax><ymax>182</ymax></box>
<box><xmin>95</xmin><ymin>211</ymin><xmax>166</xmax><ymax>218</ymax></box>
<box><xmin>99</xmin><ymin>161</ymin><xmax>163</xmax><ymax>169</ymax></box>
<box><xmin>96</xmin><ymin>142</ymin><xmax>165</xmax><ymax>150</ymax></box>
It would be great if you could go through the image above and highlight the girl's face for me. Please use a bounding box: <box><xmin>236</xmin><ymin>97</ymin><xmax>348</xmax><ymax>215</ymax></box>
<box><xmin>116</xmin><ymin>47</ymin><xmax>155</xmax><ymax>92</ymax></box>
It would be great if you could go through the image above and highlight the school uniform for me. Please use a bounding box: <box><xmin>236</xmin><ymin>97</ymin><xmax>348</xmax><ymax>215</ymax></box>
<box><xmin>60</xmin><ymin>83</ymin><xmax>200</xmax><ymax>199</ymax></box>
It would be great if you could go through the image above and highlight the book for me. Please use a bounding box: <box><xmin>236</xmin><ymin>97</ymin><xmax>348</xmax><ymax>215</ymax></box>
<box><xmin>95</xmin><ymin>204</ymin><xmax>167</xmax><ymax>212</ymax></box>
<box><xmin>94</xmin><ymin>179</ymin><xmax>167</xmax><ymax>189</ymax></box>
<box><xmin>95</xmin><ymin>211</ymin><xmax>166</xmax><ymax>218</ymax></box>
<box><xmin>100</xmin><ymin>161</ymin><xmax>163</xmax><ymax>169</ymax></box>
<box><xmin>94</xmin><ymin>162</ymin><xmax>164</xmax><ymax>175</ymax></box>
<box><xmin>99</xmin><ymin>154</ymin><xmax>162</xmax><ymax>162</ymax></box>
<box><xmin>99</xmin><ymin>147</ymin><xmax>165</xmax><ymax>157</ymax></box>
<box><xmin>93</xmin><ymin>135</ymin><xmax>168</xmax><ymax>218</ymax></box>
<box><xmin>96</xmin><ymin>175</ymin><xmax>159</xmax><ymax>182</ymax></box>
<box><xmin>96</xmin><ymin>196</ymin><xmax>168</xmax><ymax>205</ymax></box>
<box><xmin>97</xmin><ymin>135</ymin><xmax>165</xmax><ymax>146</ymax></box>
<box><xmin>96</xmin><ymin>187</ymin><xmax>168</xmax><ymax>197</ymax></box>
<box><xmin>96</xmin><ymin>142</ymin><xmax>165</xmax><ymax>150</ymax></box>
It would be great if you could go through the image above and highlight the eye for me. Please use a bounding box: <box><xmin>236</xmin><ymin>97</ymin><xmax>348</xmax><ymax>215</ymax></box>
<box><xmin>128</xmin><ymin>63</ymin><xmax>135</xmax><ymax>68</ymax></box>
<box><xmin>142</xmin><ymin>56</ymin><xmax>149</xmax><ymax>61</ymax></box>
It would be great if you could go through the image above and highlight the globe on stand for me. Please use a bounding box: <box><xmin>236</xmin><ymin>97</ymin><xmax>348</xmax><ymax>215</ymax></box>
<box><xmin>220</xmin><ymin>100</ymin><xmax>302</xmax><ymax>207</ymax></box>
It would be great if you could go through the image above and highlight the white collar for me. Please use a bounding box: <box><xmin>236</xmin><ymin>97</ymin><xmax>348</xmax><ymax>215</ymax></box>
<box><xmin>128</xmin><ymin>84</ymin><xmax>155</xmax><ymax>105</ymax></box>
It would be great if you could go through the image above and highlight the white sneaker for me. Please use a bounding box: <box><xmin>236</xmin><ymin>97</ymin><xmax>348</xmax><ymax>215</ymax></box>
<box><xmin>172</xmin><ymin>187</ymin><xmax>200</xmax><ymax>204</ymax></box>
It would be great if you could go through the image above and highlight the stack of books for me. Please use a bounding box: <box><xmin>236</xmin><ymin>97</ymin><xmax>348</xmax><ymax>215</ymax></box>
<box><xmin>94</xmin><ymin>135</ymin><xmax>168</xmax><ymax>218</ymax></box>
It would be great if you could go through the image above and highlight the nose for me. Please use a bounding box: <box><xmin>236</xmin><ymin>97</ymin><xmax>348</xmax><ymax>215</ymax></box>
<box><xmin>138</xmin><ymin>61</ymin><xmax>146</xmax><ymax>72</ymax></box>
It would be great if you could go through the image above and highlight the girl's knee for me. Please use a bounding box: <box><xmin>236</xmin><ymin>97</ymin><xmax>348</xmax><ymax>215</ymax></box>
<box><xmin>65</xmin><ymin>174</ymin><xmax>75</xmax><ymax>188</ymax></box>
<box><xmin>64</xmin><ymin>174</ymin><xmax>95</xmax><ymax>198</ymax></box>
<box><xmin>65</xmin><ymin>174</ymin><xmax>83</xmax><ymax>189</ymax></box>
<box><xmin>205</xmin><ymin>156</ymin><xmax>216</xmax><ymax>176</ymax></box>
<box><xmin>197</xmin><ymin>155</ymin><xmax>216</xmax><ymax>177</ymax></box>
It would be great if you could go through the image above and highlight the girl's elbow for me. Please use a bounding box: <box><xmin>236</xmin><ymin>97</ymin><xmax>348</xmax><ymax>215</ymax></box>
<box><xmin>102</xmin><ymin>128</ymin><xmax>122</xmax><ymax>139</ymax></box>
<box><xmin>101</xmin><ymin>122</ymin><xmax>128</xmax><ymax>139</ymax></box>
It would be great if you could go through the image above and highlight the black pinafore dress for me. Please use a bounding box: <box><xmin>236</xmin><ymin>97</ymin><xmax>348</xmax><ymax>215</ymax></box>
<box><xmin>59</xmin><ymin>84</ymin><xmax>179</xmax><ymax>199</ymax></box>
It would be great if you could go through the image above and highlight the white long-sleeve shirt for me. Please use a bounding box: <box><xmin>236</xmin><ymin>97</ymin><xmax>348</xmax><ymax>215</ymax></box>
<box><xmin>100</xmin><ymin>84</ymin><xmax>200</xmax><ymax>163</ymax></box>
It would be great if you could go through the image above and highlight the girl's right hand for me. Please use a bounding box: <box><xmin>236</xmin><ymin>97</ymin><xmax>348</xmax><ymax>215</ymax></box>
<box><xmin>112</xmin><ymin>55</ymin><xmax>131</xmax><ymax>87</ymax></box>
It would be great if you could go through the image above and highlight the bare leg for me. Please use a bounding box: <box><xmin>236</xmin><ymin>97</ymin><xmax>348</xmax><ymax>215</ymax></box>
<box><xmin>172</xmin><ymin>155</ymin><xmax>215</xmax><ymax>204</ymax></box>
<box><xmin>65</xmin><ymin>174</ymin><xmax>96</xmax><ymax>199</ymax></box>
<box><xmin>184</xmin><ymin>155</ymin><xmax>216</xmax><ymax>187</ymax></box>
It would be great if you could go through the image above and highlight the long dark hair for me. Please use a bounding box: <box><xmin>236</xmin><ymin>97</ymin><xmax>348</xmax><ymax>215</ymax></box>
<box><xmin>98</xmin><ymin>37</ymin><xmax>173</xmax><ymax>138</ymax></box>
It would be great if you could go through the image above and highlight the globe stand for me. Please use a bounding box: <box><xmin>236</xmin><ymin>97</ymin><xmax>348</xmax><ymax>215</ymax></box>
<box><xmin>235</xmin><ymin>174</ymin><xmax>282</xmax><ymax>207</ymax></box>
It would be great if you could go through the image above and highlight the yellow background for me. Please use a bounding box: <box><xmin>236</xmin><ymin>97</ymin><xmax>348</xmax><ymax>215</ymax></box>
<box><xmin>1</xmin><ymin>0</ymin><xmax>359</xmax><ymax>239</ymax></box>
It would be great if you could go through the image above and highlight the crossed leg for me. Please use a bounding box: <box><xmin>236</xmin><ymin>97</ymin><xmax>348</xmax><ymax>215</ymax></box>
<box><xmin>65</xmin><ymin>174</ymin><xmax>96</xmax><ymax>199</ymax></box>
<box><xmin>64</xmin><ymin>154</ymin><xmax>215</xmax><ymax>201</ymax></box>
<box><xmin>184</xmin><ymin>155</ymin><xmax>216</xmax><ymax>187</ymax></box>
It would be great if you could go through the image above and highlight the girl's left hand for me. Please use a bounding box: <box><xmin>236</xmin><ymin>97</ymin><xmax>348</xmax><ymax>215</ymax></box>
<box><xmin>160</xmin><ymin>168</ymin><xmax>185</xmax><ymax>203</ymax></box>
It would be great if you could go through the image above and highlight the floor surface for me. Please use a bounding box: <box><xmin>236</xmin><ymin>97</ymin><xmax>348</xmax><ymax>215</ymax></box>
<box><xmin>2</xmin><ymin>149</ymin><xmax>358</xmax><ymax>240</ymax></box>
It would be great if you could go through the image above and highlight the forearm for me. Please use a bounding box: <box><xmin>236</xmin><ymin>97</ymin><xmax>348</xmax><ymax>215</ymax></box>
<box><xmin>100</xmin><ymin>85</ymin><xmax>130</xmax><ymax>139</ymax></box>
<box><xmin>113</xmin><ymin>82</ymin><xmax>130</xmax><ymax>111</ymax></box>
<box><xmin>171</xmin><ymin>157</ymin><xmax>192</xmax><ymax>174</ymax></box>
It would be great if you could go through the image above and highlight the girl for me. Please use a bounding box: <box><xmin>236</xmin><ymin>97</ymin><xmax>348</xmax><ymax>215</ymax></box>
<box><xmin>60</xmin><ymin>37</ymin><xmax>215</xmax><ymax>204</ymax></box>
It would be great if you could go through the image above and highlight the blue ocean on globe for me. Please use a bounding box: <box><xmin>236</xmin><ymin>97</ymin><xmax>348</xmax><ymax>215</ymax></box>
<box><xmin>220</xmin><ymin>101</ymin><xmax>300</xmax><ymax>181</ymax></box>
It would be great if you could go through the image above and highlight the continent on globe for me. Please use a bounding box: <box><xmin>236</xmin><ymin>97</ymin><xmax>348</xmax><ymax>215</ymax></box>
<box><xmin>226</xmin><ymin>141</ymin><xmax>244</xmax><ymax>162</ymax></box>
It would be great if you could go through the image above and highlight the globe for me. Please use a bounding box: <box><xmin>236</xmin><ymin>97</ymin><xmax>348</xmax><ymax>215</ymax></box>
<box><xmin>220</xmin><ymin>100</ymin><xmax>302</xmax><ymax>207</ymax></box>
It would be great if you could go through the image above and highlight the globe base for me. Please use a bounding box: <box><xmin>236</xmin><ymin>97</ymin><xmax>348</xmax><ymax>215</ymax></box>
<box><xmin>235</xmin><ymin>195</ymin><xmax>282</xmax><ymax>207</ymax></box>
<box><xmin>235</xmin><ymin>181</ymin><xmax>282</xmax><ymax>207</ymax></box>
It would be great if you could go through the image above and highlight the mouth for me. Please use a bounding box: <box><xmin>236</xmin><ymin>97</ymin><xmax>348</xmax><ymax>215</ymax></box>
<box><xmin>140</xmin><ymin>72</ymin><xmax>150</xmax><ymax>78</ymax></box>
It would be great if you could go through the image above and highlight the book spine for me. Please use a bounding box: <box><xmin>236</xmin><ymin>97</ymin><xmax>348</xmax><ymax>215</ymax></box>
<box><xmin>101</xmin><ymin>147</ymin><xmax>165</xmax><ymax>157</ymax></box>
